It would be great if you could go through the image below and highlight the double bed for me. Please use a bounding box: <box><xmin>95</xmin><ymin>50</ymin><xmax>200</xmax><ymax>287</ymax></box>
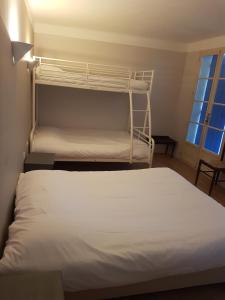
<box><xmin>1</xmin><ymin>168</ymin><xmax>225</xmax><ymax>299</ymax></box>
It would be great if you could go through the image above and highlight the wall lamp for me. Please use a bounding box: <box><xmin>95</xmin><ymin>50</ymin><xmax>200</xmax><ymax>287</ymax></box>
<box><xmin>11</xmin><ymin>41</ymin><xmax>33</xmax><ymax>64</ymax></box>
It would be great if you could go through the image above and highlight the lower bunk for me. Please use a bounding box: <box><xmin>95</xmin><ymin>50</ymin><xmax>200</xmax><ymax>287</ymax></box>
<box><xmin>30</xmin><ymin>126</ymin><xmax>152</xmax><ymax>163</ymax></box>
<box><xmin>1</xmin><ymin>168</ymin><xmax>225</xmax><ymax>299</ymax></box>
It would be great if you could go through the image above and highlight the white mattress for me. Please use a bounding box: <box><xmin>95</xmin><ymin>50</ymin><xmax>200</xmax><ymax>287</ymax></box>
<box><xmin>36</xmin><ymin>65</ymin><xmax>149</xmax><ymax>91</ymax></box>
<box><xmin>31</xmin><ymin>126</ymin><xmax>149</xmax><ymax>161</ymax></box>
<box><xmin>1</xmin><ymin>168</ymin><xmax>225</xmax><ymax>292</ymax></box>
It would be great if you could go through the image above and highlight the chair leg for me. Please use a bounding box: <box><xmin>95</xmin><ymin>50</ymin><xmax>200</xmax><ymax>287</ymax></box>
<box><xmin>209</xmin><ymin>171</ymin><xmax>217</xmax><ymax>196</ymax></box>
<box><xmin>171</xmin><ymin>143</ymin><xmax>175</xmax><ymax>157</ymax></box>
<box><xmin>215</xmin><ymin>171</ymin><xmax>220</xmax><ymax>185</ymax></box>
<box><xmin>195</xmin><ymin>161</ymin><xmax>202</xmax><ymax>186</ymax></box>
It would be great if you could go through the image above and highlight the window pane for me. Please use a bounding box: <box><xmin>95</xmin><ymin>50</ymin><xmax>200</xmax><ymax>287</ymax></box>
<box><xmin>195</xmin><ymin>79</ymin><xmax>212</xmax><ymax>101</ymax></box>
<box><xmin>209</xmin><ymin>105</ymin><xmax>225</xmax><ymax>130</ymax></box>
<box><xmin>200</xmin><ymin>55</ymin><xmax>217</xmax><ymax>78</ymax></box>
<box><xmin>220</xmin><ymin>54</ymin><xmax>225</xmax><ymax>78</ymax></box>
<box><xmin>215</xmin><ymin>80</ymin><xmax>225</xmax><ymax>104</ymax></box>
<box><xmin>190</xmin><ymin>102</ymin><xmax>208</xmax><ymax>123</ymax></box>
<box><xmin>186</xmin><ymin>122</ymin><xmax>203</xmax><ymax>145</ymax></box>
<box><xmin>204</xmin><ymin>128</ymin><xmax>224</xmax><ymax>154</ymax></box>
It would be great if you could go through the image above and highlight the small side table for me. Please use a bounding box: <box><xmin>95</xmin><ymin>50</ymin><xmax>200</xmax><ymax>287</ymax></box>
<box><xmin>0</xmin><ymin>271</ymin><xmax>64</xmax><ymax>300</ymax></box>
<box><xmin>24</xmin><ymin>152</ymin><xmax>55</xmax><ymax>172</ymax></box>
<box><xmin>152</xmin><ymin>135</ymin><xmax>177</xmax><ymax>157</ymax></box>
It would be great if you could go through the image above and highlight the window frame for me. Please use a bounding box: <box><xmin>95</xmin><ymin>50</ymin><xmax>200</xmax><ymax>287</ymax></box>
<box><xmin>185</xmin><ymin>48</ymin><xmax>225</xmax><ymax>158</ymax></box>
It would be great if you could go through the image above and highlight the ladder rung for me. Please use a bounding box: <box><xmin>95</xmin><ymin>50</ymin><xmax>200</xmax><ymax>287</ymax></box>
<box><xmin>133</xmin><ymin>110</ymin><xmax>150</xmax><ymax>112</ymax></box>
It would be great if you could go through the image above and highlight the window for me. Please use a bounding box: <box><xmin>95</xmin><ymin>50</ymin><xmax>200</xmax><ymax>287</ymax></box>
<box><xmin>186</xmin><ymin>52</ymin><xmax>225</xmax><ymax>156</ymax></box>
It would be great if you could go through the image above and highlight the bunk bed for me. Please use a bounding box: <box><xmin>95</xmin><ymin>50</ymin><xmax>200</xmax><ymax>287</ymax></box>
<box><xmin>30</xmin><ymin>57</ymin><xmax>155</xmax><ymax>165</ymax></box>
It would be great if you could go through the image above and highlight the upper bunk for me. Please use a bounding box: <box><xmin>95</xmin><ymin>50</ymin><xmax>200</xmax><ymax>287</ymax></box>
<box><xmin>34</xmin><ymin>56</ymin><xmax>154</xmax><ymax>94</ymax></box>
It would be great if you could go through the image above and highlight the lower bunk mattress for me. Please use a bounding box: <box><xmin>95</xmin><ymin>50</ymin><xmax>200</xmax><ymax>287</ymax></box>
<box><xmin>31</xmin><ymin>126</ymin><xmax>149</xmax><ymax>161</ymax></box>
<box><xmin>1</xmin><ymin>168</ymin><xmax>225</xmax><ymax>294</ymax></box>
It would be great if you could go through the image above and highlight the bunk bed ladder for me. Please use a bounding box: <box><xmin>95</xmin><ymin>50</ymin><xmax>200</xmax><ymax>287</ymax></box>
<box><xmin>129</xmin><ymin>90</ymin><xmax>154</xmax><ymax>166</ymax></box>
<box><xmin>129</xmin><ymin>90</ymin><xmax>134</xmax><ymax>164</ymax></box>
<box><xmin>141</xmin><ymin>91</ymin><xmax>153</xmax><ymax>166</ymax></box>
<box><xmin>148</xmin><ymin>70</ymin><xmax>155</xmax><ymax>166</ymax></box>
<box><xmin>29</xmin><ymin>66</ymin><xmax>37</xmax><ymax>152</ymax></box>
<box><xmin>146</xmin><ymin>91</ymin><xmax>154</xmax><ymax>166</ymax></box>
<box><xmin>131</xmin><ymin>90</ymin><xmax>154</xmax><ymax>167</ymax></box>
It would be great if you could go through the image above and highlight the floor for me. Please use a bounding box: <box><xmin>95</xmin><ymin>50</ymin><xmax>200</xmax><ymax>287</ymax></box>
<box><xmin>152</xmin><ymin>154</ymin><xmax>225</xmax><ymax>206</ymax></box>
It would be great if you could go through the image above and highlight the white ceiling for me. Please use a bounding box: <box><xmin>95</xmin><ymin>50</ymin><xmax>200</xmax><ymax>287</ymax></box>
<box><xmin>26</xmin><ymin>0</ymin><xmax>225</xmax><ymax>44</ymax></box>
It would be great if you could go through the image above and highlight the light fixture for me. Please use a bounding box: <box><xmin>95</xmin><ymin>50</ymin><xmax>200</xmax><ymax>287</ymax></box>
<box><xmin>11</xmin><ymin>41</ymin><xmax>33</xmax><ymax>64</ymax></box>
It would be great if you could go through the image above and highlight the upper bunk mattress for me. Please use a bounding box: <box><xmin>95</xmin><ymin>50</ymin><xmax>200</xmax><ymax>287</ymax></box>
<box><xmin>31</xmin><ymin>126</ymin><xmax>149</xmax><ymax>161</ymax></box>
<box><xmin>1</xmin><ymin>168</ymin><xmax>225</xmax><ymax>292</ymax></box>
<box><xmin>35</xmin><ymin>65</ymin><xmax>149</xmax><ymax>91</ymax></box>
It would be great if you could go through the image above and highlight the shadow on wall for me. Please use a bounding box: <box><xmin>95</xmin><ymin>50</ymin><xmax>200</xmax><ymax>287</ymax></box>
<box><xmin>37</xmin><ymin>85</ymin><xmax>130</xmax><ymax>130</ymax></box>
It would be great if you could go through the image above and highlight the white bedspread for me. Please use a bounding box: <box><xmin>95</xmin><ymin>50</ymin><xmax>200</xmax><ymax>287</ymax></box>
<box><xmin>36</xmin><ymin>65</ymin><xmax>149</xmax><ymax>91</ymax></box>
<box><xmin>31</xmin><ymin>127</ymin><xmax>149</xmax><ymax>161</ymax></box>
<box><xmin>1</xmin><ymin>168</ymin><xmax>225</xmax><ymax>292</ymax></box>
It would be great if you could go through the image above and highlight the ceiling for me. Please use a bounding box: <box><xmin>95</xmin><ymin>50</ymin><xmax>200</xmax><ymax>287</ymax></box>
<box><xmin>26</xmin><ymin>0</ymin><xmax>225</xmax><ymax>43</ymax></box>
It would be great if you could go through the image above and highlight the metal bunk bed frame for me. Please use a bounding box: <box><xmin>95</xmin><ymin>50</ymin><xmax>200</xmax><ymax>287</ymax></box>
<box><xmin>30</xmin><ymin>56</ymin><xmax>155</xmax><ymax>166</ymax></box>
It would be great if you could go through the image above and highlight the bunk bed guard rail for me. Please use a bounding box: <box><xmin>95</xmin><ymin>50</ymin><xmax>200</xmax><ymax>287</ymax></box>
<box><xmin>34</xmin><ymin>56</ymin><xmax>153</xmax><ymax>94</ymax></box>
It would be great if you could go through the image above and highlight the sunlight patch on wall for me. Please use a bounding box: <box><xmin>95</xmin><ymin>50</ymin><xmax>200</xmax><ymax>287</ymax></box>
<box><xmin>8</xmin><ymin>0</ymin><xmax>20</xmax><ymax>41</ymax></box>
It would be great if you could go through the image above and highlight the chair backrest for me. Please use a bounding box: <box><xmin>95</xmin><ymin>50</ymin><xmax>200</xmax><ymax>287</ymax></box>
<box><xmin>221</xmin><ymin>142</ymin><xmax>225</xmax><ymax>161</ymax></box>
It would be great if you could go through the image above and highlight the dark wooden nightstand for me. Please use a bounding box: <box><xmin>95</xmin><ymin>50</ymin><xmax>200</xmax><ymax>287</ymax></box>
<box><xmin>152</xmin><ymin>135</ymin><xmax>177</xmax><ymax>157</ymax></box>
<box><xmin>24</xmin><ymin>152</ymin><xmax>55</xmax><ymax>172</ymax></box>
<box><xmin>0</xmin><ymin>271</ymin><xmax>64</xmax><ymax>300</ymax></box>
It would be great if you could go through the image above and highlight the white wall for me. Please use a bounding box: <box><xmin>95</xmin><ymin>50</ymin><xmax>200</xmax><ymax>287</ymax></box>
<box><xmin>0</xmin><ymin>0</ymin><xmax>32</xmax><ymax>43</ymax></box>
<box><xmin>174</xmin><ymin>52</ymin><xmax>200</xmax><ymax>164</ymax></box>
<box><xmin>38</xmin><ymin>86</ymin><xmax>129</xmax><ymax>130</ymax></box>
<box><xmin>0</xmin><ymin>0</ymin><xmax>33</xmax><ymax>255</ymax></box>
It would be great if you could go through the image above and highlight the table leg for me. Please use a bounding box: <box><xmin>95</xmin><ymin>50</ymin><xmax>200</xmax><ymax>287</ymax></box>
<box><xmin>165</xmin><ymin>144</ymin><xmax>169</xmax><ymax>155</ymax></box>
<box><xmin>171</xmin><ymin>143</ymin><xmax>176</xmax><ymax>157</ymax></box>
<box><xmin>215</xmin><ymin>170</ymin><xmax>220</xmax><ymax>185</ymax></box>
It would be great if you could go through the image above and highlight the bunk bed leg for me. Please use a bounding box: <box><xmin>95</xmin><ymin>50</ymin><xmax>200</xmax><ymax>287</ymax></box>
<box><xmin>149</xmin><ymin>138</ymin><xmax>155</xmax><ymax>167</ymax></box>
<box><xmin>129</xmin><ymin>90</ymin><xmax>133</xmax><ymax>164</ymax></box>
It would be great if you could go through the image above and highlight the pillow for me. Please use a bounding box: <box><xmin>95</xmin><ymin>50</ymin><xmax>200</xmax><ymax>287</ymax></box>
<box><xmin>130</xmin><ymin>79</ymin><xmax>149</xmax><ymax>90</ymax></box>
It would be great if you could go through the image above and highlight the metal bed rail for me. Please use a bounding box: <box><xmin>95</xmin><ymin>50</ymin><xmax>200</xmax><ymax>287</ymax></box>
<box><xmin>34</xmin><ymin>56</ymin><xmax>153</xmax><ymax>94</ymax></box>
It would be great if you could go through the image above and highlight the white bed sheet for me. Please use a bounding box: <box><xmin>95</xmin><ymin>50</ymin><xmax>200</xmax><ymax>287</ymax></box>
<box><xmin>31</xmin><ymin>126</ymin><xmax>149</xmax><ymax>161</ymax></box>
<box><xmin>1</xmin><ymin>168</ymin><xmax>225</xmax><ymax>292</ymax></box>
<box><xmin>36</xmin><ymin>65</ymin><xmax>149</xmax><ymax>90</ymax></box>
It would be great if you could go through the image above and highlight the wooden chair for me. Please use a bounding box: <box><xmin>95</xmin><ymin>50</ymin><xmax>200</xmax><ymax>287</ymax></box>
<box><xmin>195</xmin><ymin>144</ymin><xmax>225</xmax><ymax>195</ymax></box>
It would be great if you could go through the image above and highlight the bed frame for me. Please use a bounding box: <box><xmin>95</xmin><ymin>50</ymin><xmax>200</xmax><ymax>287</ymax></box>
<box><xmin>64</xmin><ymin>266</ymin><xmax>225</xmax><ymax>299</ymax></box>
<box><xmin>30</xmin><ymin>57</ymin><xmax>155</xmax><ymax>166</ymax></box>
